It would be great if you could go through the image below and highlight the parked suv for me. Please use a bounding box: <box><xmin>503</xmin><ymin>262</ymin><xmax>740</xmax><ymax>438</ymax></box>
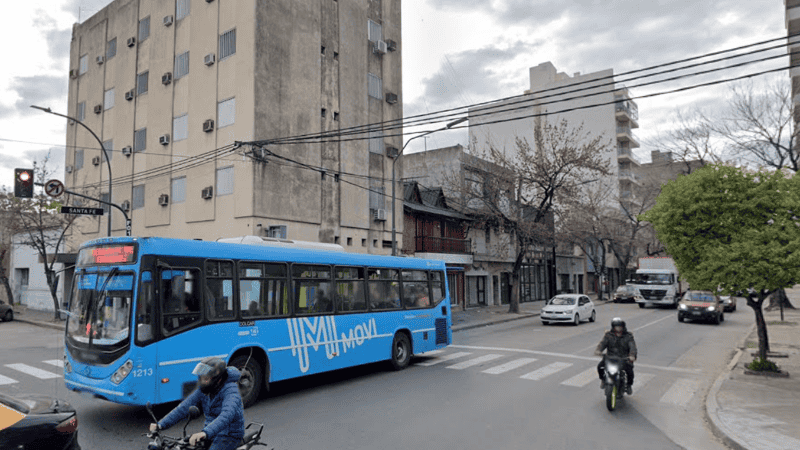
<box><xmin>678</xmin><ymin>290</ymin><xmax>724</xmax><ymax>324</ymax></box>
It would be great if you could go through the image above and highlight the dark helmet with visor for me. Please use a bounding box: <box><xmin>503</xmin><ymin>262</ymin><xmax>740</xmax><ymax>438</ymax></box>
<box><xmin>611</xmin><ymin>317</ymin><xmax>627</xmax><ymax>333</ymax></box>
<box><xmin>192</xmin><ymin>357</ymin><xmax>228</xmax><ymax>394</ymax></box>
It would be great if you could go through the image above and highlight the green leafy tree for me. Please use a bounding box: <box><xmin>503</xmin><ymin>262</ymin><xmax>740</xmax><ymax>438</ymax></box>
<box><xmin>641</xmin><ymin>164</ymin><xmax>800</xmax><ymax>365</ymax></box>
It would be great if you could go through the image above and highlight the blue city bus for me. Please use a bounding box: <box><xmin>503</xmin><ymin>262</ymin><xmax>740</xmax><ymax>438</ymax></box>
<box><xmin>63</xmin><ymin>236</ymin><xmax>452</xmax><ymax>407</ymax></box>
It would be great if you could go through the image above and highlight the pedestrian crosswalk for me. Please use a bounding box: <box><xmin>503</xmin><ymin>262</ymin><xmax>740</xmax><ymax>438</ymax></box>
<box><xmin>0</xmin><ymin>361</ymin><xmax>63</xmax><ymax>385</ymax></box>
<box><xmin>413</xmin><ymin>350</ymin><xmax>706</xmax><ymax>408</ymax></box>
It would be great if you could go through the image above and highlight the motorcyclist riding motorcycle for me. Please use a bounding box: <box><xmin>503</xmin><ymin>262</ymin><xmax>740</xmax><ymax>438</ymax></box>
<box><xmin>594</xmin><ymin>317</ymin><xmax>637</xmax><ymax>395</ymax></box>
<box><xmin>149</xmin><ymin>357</ymin><xmax>245</xmax><ymax>450</ymax></box>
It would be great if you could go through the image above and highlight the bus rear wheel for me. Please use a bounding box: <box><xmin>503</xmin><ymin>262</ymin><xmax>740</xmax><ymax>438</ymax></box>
<box><xmin>390</xmin><ymin>332</ymin><xmax>412</xmax><ymax>371</ymax></box>
<box><xmin>230</xmin><ymin>354</ymin><xmax>263</xmax><ymax>409</ymax></box>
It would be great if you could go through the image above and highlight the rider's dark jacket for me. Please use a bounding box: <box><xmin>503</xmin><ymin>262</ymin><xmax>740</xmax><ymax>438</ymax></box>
<box><xmin>158</xmin><ymin>367</ymin><xmax>245</xmax><ymax>441</ymax></box>
<box><xmin>595</xmin><ymin>331</ymin><xmax>638</xmax><ymax>359</ymax></box>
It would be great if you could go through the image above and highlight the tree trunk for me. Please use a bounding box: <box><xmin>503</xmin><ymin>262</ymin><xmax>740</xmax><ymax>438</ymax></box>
<box><xmin>0</xmin><ymin>250</ymin><xmax>13</xmax><ymax>305</ymax></box>
<box><xmin>508</xmin><ymin>247</ymin><xmax>526</xmax><ymax>314</ymax></box>
<box><xmin>746</xmin><ymin>293</ymin><xmax>770</xmax><ymax>360</ymax></box>
<box><xmin>45</xmin><ymin>269</ymin><xmax>61</xmax><ymax>321</ymax></box>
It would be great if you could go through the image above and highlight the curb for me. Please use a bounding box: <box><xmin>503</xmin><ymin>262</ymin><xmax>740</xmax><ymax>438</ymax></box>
<box><xmin>703</xmin><ymin>321</ymin><xmax>757</xmax><ymax>450</ymax></box>
<box><xmin>453</xmin><ymin>312</ymin><xmax>539</xmax><ymax>332</ymax></box>
<box><xmin>15</xmin><ymin>318</ymin><xmax>66</xmax><ymax>331</ymax></box>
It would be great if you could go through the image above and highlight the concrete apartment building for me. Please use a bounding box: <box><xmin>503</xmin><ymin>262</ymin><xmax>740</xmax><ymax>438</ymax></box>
<box><xmin>64</xmin><ymin>0</ymin><xmax>402</xmax><ymax>253</ymax></box>
<box><xmin>466</xmin><ymin>62</ymin><xmax>641</xmax><ymax>295</ymax></box>
<box><xmin>787</xmin><ymin>1</ymin><xmax>800</xmax><ymax>131</ymax></box>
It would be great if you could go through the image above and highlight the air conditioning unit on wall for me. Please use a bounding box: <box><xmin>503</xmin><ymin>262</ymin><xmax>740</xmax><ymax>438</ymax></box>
<box><xmin>373</xmin><ymin>40</ymin><xmax>388</xmax><ymax>55</ymax></box>
<box><xmin>158</xmin><ymin>194</ymin><xmax>169</xmax><ymax>206</ymax></box>
<box><xmin>121</xmin><ymin>200</ymin><xmax>131</xmax><ymax>211</ymax></box>
<box><xmin>385</xmin><ymin>93</ymin><xmax>398</xmax><ymax>104</ymax></box>
<box><xmin>162</xmin><ymin>72</ymin><xmax>172</xmax><ymax>85</ymax></box>
<box><xmin>92</xmin><ymin>156</ymin><xmax>101</xmax><ymax>166</ymax></box>
<box><xmin>201</xmin><ymin>186</ymin><xmax>213</xmax><ymax>199</ymax></box>
<box><xmin>121</xmin><ymin>146</ymin><xmax>132</xmax><ymax>156</ymax></box>
<box><xmin>202</xmin><ymin>119</ymin><xmax>214</xmax><ymax>132</ymax></box>
<box><xmin>163</xmin><ymin>15</ymin><xmax>174</xmax><ymax>26</ymax></box>
<box><xmin>125</xmin><ymin>90</ymin><xmax>135</xmax><ymax>101</ymax></box>
<box><xmin>203</xmin><ymin>53</ymin><xmax>215</xmax><ymax>66</ymax></box>
<box><xmin>127</xmin><ymin>37</ymin><xmax>136</xmax><ymax>47</ymax></box>
<box><xmin>374</xmin><ymin>208</ymin><xmax>387</xmax><ymax>221</ymax></box>
<box><xmin>96</xmin><ymin>56</ymin><xmax>105</xmax><ymax>65</ymax></box>
<box><xmin>159</xmin><ymin>134</ymin><xmax>170</xmax><ymax>145</ymax></box>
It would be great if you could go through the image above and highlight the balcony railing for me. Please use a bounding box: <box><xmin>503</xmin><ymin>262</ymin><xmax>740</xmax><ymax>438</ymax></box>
<box><xmin>617</xmin><ymin>145</ymin><xmax>641</xmax><ymax>164</ymax></box>
<box><xmin>615</xmin><ymin>103</ymin><xmax>639</xmax><ymax>121</ymax></box>
<box><xmin>618</xmin><ymin>170</ymin><xmax>639</xmax><ymax>182</ymax></box>
<box><xmin>616</xmin><ymin>125</ymin><xmax>639</xmax><ymax>145</ymax></box>
<box><xmin>415</xmin><ymin>236</ymin><xmax>472</xmax><ymax>254</ymax></box>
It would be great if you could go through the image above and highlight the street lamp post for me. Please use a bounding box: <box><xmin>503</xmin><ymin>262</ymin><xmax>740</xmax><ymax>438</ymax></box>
<box><xmin>31</xmin><ymin>105</ymin><xmax>112</xmax><ymax>237</ymax></box>
<box><xmin>391</xmin><ymin>117</ymin><xmax>468</xmax><ymax>256</ymax></box>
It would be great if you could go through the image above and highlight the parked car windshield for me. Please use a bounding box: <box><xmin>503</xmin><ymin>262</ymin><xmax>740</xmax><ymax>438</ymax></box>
<box><xmin>616</xmin><ymin>285</ymin><xmax>633</xmax><ymax>293</ymax></box>
<box><xmin>630</xmin><ymin>273</ymin><xmax>672</xmax><ymax>285</ymax></box>
<box><xmin>549</xmin><ymin>297</ymin><xmax>576</xmax><ymax>305</ymax></box>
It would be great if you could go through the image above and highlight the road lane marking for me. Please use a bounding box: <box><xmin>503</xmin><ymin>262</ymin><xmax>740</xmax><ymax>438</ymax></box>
<box><xmin>449</xmin><ymin>344</ymin><xmax>700</xmax><ymax>374</ymax></box>
<box><xmin>632</xmin><ymin>314</ymin><xmax>674</xmax><ymax>332</ymax></box>
<box><xmin>446</xmin><ymin>354</ymin><xmax>503</xmax><ymax>370</ymax></box>
<box><xmin>415</xmin><ymin>351</ymin><xmax>472</xmax><ymax>367</ymax></box>
<box><xmin>659</xmin><ymin>378</ymin><xmax>700</xmax><ymax>407</ymax></box>
<box><xmin>42</xmin><ymin>360</ymin><xmax>64</xmax><ymax>368</ymax></box>
<box><xmin>520</xmin><ymin>362</ymin><xmax>573</xmax><ymax>380</ymax></box>
<box><xmin>0</xmin><ymin>374</ymin><xmax>18</xmax><ymax>385</ymax></box>
<box><xmin>560</xmin><ymin>368</ymin><xmax>598</xmax><ymax>387</ymax></box>
<box><xmin>5</xmin><ymin>364</ymin><xmax>61</xmax><ymax>379</ymax></box>
<box><xmin>482</xmin><ymin>358</ymin><xmax>538</xmax><ymax>375</ymax></box>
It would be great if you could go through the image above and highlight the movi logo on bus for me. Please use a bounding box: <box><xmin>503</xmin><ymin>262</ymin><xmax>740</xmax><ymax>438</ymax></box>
<box><xmin>286</xmin><ymin>316</ymin><xmax>378</xmax><ymax>373</ymax></box>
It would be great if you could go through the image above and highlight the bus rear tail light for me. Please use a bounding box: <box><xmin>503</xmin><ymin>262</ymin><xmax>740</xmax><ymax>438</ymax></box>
<box><xmin>111</xmin><ymin>360</ymin><xmax>133</xmax><ymax>385</ymax></box>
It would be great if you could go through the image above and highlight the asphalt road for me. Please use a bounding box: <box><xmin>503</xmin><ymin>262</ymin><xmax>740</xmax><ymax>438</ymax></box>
<box><xmin>0</xmin><ymin>302</ymin><xmax>753</xmax><ymax>450</ymax></box>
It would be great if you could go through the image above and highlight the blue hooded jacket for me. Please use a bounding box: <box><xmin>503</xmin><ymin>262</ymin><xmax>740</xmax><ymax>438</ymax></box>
<box><xmin>158</xmin><ymin>367</ymin><xmax>245</xmax><ymax>440</ymax></box>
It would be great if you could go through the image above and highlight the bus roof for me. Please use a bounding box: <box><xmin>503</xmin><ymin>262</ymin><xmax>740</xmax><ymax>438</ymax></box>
<box><xmin>79</xmin><ymin>236</ymin><xmax>447</xmax><ymax>270</ymax></box>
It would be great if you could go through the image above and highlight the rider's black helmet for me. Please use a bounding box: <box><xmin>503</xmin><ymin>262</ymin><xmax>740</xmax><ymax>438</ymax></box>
<box><xmin>611</xmin><ymin>317</ymin><xmax>627</xmax><ymax>332</ymax></box>
<box><xmin>192</xmin><ymin>357</ymin><xmax>228</xmax><ymax>394</ymax></box>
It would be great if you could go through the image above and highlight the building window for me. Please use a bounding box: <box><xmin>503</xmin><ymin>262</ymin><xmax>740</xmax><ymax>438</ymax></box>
<box><xmin>75</xmin><ymin>149</ymin><xmax>84</xmax><ymax>170</ymax></box>
<box><xmin>79</xmin><ymin>54</ymin><xmax>88</xmax><ymax>75</ymax></box>
<box><xmin>107</xmin><ymin>38</ymin><xmax>117</xmax><ymax>59</ymax></box>
<box><xmin>102</xmin><ymin>139</ymin><xmax>113</xmax><ymax>161</ymax></box>
<box><xmin>369</xmin><ymin>178</ymin><xmax>384</xmax><ymax>210</ymax></box>
<box><xmin>173</xmin><ymin>114</ymin><xmax>188</xmax><ymax>141</ymax></box>
<box><xmin>219</xmin><ymin>29</ymin><xmax>236</xmax><ymax>60</ymax></box>
<box><xmin>218</xmin><ymin>98</ymin><xmax>235</xmax><ymax>128</ymax></box>
<box><xmin>267</xmin><ymin>225</ymin><xmax>286</xmax><ymax>239</ymax></box>
<box><xmin>217</xmin><ymin>166</ymin><xmax>234</xmax><ymax>196</ymax></box>
<box><xmin>368</xmin><ymin>19</ymin><xmax>382</xmax><ymax>42</ymax></box>
<box><xmin>171</xmin><ymin>177</ymin><xmax>186</xmax><ymax>203</ymax></box>
<box><xmin>175</xmin><ymin>51</ymin><xmax>189</xmax><ymax>79</ymax></box>
<box><xmin>137</xmin><ymin>71</ymin><xmax>148</xmax><ymax>95</ymax></box>
<box><xmin>77</xmin><ymin>102</ymin><xmax>86</xmax><ymax>122</ymax></box>
<box><xmin>104</xmin><ymin>88</ymin><xmax>115</xmax><ymax>110</ymax></box>
<box><xmin>485</xmin><ymin>227</ymin><xmax>491</xmax><ymax>244</ymax></box>
<box><xmin>368</xmin><ymin>73</ymin><xmax>382</xmax><ymax>99</ymax></box>
<box><xmin>134</xmin><ymin>128</ymin><xmax>147</xmax><ymax>152</ymax></box>
<box><xmin>368</xmin><ymin>130</ymin><xmax>384</xmax><ymax>154</ymax></box>
<box><xmin>132</xmin><ymin>185</ymin><xmax>145</xmax><ymax>210</ymax></box>
<box><xmin>176</xmin><ymin>0</ymin><xmax>190</xmax><ymax>20</ymax></box>
<box><xmin>138</xmin><ymin>16</ymin><xmax>150</xmax><ymax>42</ymax></box>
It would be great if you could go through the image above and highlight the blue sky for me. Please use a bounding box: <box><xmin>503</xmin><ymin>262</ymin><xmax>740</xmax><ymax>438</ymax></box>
<box><xmin>0</xmin><ymin>0</ymin><xmax>787</xmax><ymax>189</ymax></box>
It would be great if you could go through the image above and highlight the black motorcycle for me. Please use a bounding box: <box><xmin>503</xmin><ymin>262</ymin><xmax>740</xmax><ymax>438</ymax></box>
<box><xmin>144</xmin><ymin>402</ymin><xmax>271</xmax><ymax>450</ymax></box>
<box><xmin>602</xmin><ymin>355</ymin><xmax>628</xmax><ymax>411</ymax></box>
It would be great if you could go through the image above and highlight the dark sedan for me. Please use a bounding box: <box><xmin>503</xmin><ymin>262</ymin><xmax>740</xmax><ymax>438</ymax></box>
<box><xmin>0</xmin><ymin>392</ymin><xmax>81</xmax><ymax>450</ymax></box>
<box><xmin>613</xmin><ymin>285</ymin><xmax>637</xmax><ymax>303</ymax></box>
<box><xmin>0</xmin><ymin>299</ymin><xmax>12</xmax><ymax>322</ymax></box>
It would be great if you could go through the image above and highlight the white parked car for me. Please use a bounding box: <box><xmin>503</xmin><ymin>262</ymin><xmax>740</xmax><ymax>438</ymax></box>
<box><xmin>541</xmin><ymin>294</ymin><xmax>596</xmax><ymax>326</ymax></box>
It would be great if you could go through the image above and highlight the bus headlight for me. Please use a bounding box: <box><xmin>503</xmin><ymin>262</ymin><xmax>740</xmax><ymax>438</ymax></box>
<box><xmin>111</xmin><ymin>360</ymin><xmax>133</xmax><ymax>385</ymax></box>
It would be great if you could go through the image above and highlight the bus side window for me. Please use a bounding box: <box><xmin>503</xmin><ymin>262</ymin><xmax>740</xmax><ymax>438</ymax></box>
<box><xmin>136</xmin><ymin>271</ymin><xmax>155</xmax><ymax>344</ymax></box>
<box><xmin>293</xmin><ymin>265</ymin><xmax>332</xmax><ymax>315</ymax></box>
<box><xmin>402</xmin><ymin>270</ymin><xmax>430</xmax><ymax>308</ymax></box>
<box><xmin>367</xmin><ymin>268</ymin><xmax>401</xmax><ymax>310</ymax></box>
<box><xmin>239</xmin><ymin>262</ymin><xmax>289</xmax><ymax>318</ymax></box>
<box><xmin>206</xmin><ymin>261</ymin><xmax>234</xmax><ymax>320</ymax></box>
<box><xmin>161</xmin><ymin>268</ymin><xmax>202</xmax><ymax>335</ymax></box>
<box><xmin>335</xmin><ymin>267</ymin><xmax>367</xmax><ymax>312</ymax></box>
<box><xmin>430</xmin><ymin>271</ymin><xmax>445</xmax><ymax>304</ymax></box>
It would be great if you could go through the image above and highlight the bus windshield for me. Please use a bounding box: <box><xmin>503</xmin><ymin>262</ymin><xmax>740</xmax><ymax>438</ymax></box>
<box><xmin>66</xmin><ymin>269</ymin><xmax>135</xmax><ymax>347</ymax></box>
<box><xmin>630</xmin><ymin>273</ymin><xmax>672</xmax><ymax>285</ymax></box>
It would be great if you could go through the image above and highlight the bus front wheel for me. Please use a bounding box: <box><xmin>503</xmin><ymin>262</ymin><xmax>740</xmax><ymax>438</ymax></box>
<box><xmin>231</xmin><ymin>354</ymin><xmax>263</xmax><ymax>409</ymax></box>
<box><xmin>390</xmin><ymin>332</ymin><xmax>412</xmax><ymax>371</ymax></box>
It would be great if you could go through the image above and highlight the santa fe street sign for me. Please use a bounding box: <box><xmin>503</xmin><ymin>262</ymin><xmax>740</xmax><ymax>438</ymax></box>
<box><xmin>60</xmin><ymin>206</ymin><xmax>104</xmax><ymax>216</ymax></box>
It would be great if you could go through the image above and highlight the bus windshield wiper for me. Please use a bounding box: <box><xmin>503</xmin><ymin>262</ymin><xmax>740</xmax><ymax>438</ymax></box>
<box><xmin>88</xmin><ymin>267</ymin><xmax>118</xmax><ymax>349</ymax></box>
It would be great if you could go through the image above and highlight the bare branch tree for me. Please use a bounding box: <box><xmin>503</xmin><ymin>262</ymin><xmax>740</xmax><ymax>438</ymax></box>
<box><xmin>654</xmin><ymin>108</ymin><xmax>725</xmax><ymax>174</ymax></box>
<box><xmin>9</xmin><ymin>155</ymin><xmax>79</xmax><ymax>321</ymax></box>
<box><xmin>461</xmin><ymin>116</ymin><xmax>613</xmax><ymax>313</ymax></box>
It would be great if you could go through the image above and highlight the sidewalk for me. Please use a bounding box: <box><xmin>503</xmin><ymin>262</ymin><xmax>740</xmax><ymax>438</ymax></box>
<box><xmin>705</xmin><ymin>288</ymin><xmax>800</xmax><ymax>450</ymax></box>
<box><xmin>12</xmin><ymin>304</ymin><xmax>67</xmax><ymax>331</ymax></box>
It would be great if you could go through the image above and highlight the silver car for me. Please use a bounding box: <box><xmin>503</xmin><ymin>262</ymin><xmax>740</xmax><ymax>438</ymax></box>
<box><xmin>720</xmin><ymin>296</ymin><xmax>737</xmax><ymax>312</ymax></box>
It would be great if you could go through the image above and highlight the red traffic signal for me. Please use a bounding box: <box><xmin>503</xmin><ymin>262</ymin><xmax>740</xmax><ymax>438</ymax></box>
<box><xmin>14</xmin><ymin>168</ymin><xmax>34</xmax><ymax>198</ymax></box>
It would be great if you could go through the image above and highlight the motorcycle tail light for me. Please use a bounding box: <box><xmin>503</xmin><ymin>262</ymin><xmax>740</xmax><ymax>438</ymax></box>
<box><xmin>56</xmin><ymin>415</ymin><xmax>78</xmax><ymax>433</ymax></box>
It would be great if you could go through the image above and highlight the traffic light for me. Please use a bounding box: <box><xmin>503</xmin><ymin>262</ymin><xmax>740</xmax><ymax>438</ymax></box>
<box><xmin>14</xmin><ymin>168</ymin><xmax>34</xmax><ymax>198</ymax></box>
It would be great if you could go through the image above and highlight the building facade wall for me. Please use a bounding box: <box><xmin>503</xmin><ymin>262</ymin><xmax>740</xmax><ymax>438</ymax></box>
<box><xmin>65</xmin><ymin>0</ymin><xmax>401</xmax><ymax>255</ymax></box>
<box><xmin>10</xmin><ymin>231</ymin><xmax>65</xmax><ymax>312</ymax></box>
